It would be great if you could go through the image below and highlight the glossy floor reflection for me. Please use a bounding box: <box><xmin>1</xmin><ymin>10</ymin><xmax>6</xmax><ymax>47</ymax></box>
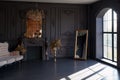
<box><xmin>0</xmin><ymin>58</ymin><xmax>120</xmax><ymax>80</ymax></box>
<box><xmin>60</xmin><ymin>63</ymin><xmax>119</xmax><ymax>80</ymax></box>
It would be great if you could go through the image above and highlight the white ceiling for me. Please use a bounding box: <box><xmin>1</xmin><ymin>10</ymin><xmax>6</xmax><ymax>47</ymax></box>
<box><xmin>4</xmin><ymin>0</ymin><xmax>100</xmax><ymax>4</ymax></box>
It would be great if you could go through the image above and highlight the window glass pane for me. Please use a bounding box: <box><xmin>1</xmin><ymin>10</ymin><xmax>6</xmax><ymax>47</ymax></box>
<box><xmin>107</xmin><ymin>34</ymin><xmax>112</xmax><ymax>60</ymax></box>
<box><xmin>108</xmin><ymin>34</ymin><xmax>112</xmax><ymax>47</ymax></box>
<box><xmin>108</xmin><ymin>46</ymin><xmax>112</xmax><ymax>60</ymax></box>
<box><xmin>114</xmin><ymin>20</ymin><xmax>117</xmax><ymax>32</ymax></box>
<box><xmin>107</xmin><ymin>21</ymin><xmax>112</xmax><ymax>32</ymax></box>
<box><xmin>103</xmin><ymin>9</ymin><xmax>112</xmax><ymax>21</ymax></box>
<box><xmin>103</xmin><ymin>9</ymin><xmax>112</xmax><ymax>32</ymax></box>
<box><xmin>103</xmin><ymin>21</ymin><xmax>107</xmax><ymax>32</ymax></box>
<box><xmin>104</xmin><ymin>34</ymin><xmax>107</xmax><ymax>46</ymax></box>
<box><xmin>103</xmin><ymin>34</ymin><xmax>112</xmax><ymax>60</ymax></box>
<box><xmin>113</xmin><ymin>11</ymin><xmax>117</xmax><ymax>20</ymax></box>
<box><xmin>103</xmin><ymin>34</ymin><xmax>107</xmax><ymax>58</ymax></box>
<box><xmin>114</xmin><ymin>34</ymin><xmax>117</xmax><ymax>47</ymax></box>
<box><xmin>103</xmin><ymin>21</ymin><xmax>112</xmax><ymax>32</ymax></box>
<box><xmin>114</xmin><ymin>47</ymin><xmax>117</xmax><ymax>61</ymax></box>
<box><xmin>114</xmin><ymin>11</ymin><xmax>117</xmax><ymax>32</ymax></box>
<box><xmin>104</xmin><ymin>34</ymin><xmax>112</xmax><ymax>47</ymax></box>
<box><xmin>104</xmin><ymin>46</ymin><xmax>107</xmax><ymax>58</ymax></box>
<box><xmin>114</xmin><ymin>34</ymin><xmax>117</xmax><ymax>61</ymax></box>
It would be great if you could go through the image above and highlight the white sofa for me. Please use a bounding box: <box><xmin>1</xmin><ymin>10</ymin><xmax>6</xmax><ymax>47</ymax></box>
<box><xmin>0</xmin><ymin>42</ymin><xmax>23</xmax><ymax>67</ymax></box>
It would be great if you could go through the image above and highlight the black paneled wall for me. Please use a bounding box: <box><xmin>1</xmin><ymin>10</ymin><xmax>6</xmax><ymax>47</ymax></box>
<box><xmin>0</xmin><ymin>1</ymin><xmax>88</xmax><ymax>58</ymax></box>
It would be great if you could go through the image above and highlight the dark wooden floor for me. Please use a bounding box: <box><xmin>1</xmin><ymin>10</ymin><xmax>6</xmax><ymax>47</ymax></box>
<box><xmin>0</xmin><ymin>58</ymin><xmax>120</xmax><ymax>80</ymax></box>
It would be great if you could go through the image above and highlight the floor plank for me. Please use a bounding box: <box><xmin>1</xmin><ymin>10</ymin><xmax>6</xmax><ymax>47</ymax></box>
<box><xmin>0</xmin><ymin>59</ymin><xmax>120</xmax><ymax>80</ymax></box>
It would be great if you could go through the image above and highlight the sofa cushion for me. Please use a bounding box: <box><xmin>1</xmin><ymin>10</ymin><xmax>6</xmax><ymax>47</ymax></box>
<box><xmin>0</xmin><ymin>42</ymin><xmax>9</xmax><ymax>56</ymax></box>
<box><xmin>0</xmin><ymin>42</ymin><xmax>23</xmax><ymax>67</ymax></box>
<box><xmin>11</xmin><ymin>55</ymin><xmax>23</xmax><ymax>61</ymax></box>
<box><xmin>0</xmin><ymin>59</ymin><xmax>7</xmax><ymax>67</ymax></box>
<box><xmin>10</xmin><ymin>51</ymin><xmax>23</xmax><ymax>61</ymax></box>
<box><xmin>0</xmin><ymin>56</ymin><xmax>15</xmax><ymax>64</ymax></box>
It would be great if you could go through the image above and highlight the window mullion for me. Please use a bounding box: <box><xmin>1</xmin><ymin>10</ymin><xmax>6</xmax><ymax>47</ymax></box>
<box><xmin>102</xmin><ymin>17</ymin><xmax>104</xmax><ymax>58</ymax></box>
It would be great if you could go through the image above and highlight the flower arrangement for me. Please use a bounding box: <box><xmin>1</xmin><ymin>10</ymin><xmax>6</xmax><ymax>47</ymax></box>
<box><xmin>15</xmin><ymin>43</ymin><xmax>26</xmax><ymax>55</ymax></box>
<box><xmin>50</xmin><ymin>39</ymin><xmax>62</xmax><ymax>53</ymax></box>
<box><xmin>49</xmin><ymin>39</ymin><xmax>62</xmax><ymax>62</ymax></box>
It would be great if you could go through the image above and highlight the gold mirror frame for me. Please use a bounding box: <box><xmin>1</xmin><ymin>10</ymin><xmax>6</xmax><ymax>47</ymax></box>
<box><xmin>74</xmin><ymin>30</ymin><xmax>88</xmax><ymax>60</ymax></box>
<box><xmin>24</xmin><ymin>9</ymin><xmax>45</xmax><ymax>38</ymax></box>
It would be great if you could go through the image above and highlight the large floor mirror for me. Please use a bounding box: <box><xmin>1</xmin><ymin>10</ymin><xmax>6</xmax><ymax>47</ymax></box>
<box><xmin>74</xmin><ymin>30</ymin><xmax>88</xmax><ymax>60</ymax></box>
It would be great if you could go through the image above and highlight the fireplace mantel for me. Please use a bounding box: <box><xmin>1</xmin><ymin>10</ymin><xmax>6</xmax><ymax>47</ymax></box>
<box><xmin>23</xmin><ymin>38</ymin><xmax>46</xmax><ymax>60</ymax></box>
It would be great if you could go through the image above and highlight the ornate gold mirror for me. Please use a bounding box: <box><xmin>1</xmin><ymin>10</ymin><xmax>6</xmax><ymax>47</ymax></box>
<box><xmin>74</xmin><ymin>30</ymin><xmax>88</xmax><ymax>60</ymax></box>
<box><xmin>24</xmin><ymin>9</ymin><xmax>45</xmax><ymax>38</ymax></box>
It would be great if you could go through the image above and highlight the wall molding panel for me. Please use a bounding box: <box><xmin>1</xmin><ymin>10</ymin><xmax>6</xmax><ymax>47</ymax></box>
<box><xmin>0</xmin><ymin>1</ymin><xmax>88</xmax><ymax>57</ymax></box>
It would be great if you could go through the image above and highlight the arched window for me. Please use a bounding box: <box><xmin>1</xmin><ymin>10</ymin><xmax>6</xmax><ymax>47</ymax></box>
<box><xmin>103</xmin><ymin>9</ymin><xmax>117</xmax><ymax>62</ymax></box>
